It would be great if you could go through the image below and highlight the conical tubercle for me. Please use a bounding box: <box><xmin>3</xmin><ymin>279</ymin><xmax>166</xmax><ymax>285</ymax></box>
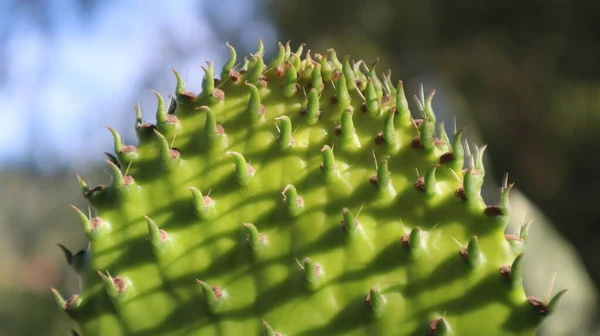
<box><xmin>282</xmin><ymin>184</ymin><xmax>304</xmax><ymax>216</ymax></box>
<box><xmin>50</xmin><ymin>288</ymin><xmax>81</xmax><ymax>312</ymax></box>
<box><xmin>320</xmin><ymin>145</ymin><xmax>337</xmax><ymax>180</ymax></box>
<box><xmin>243</xmin><ymin>223</ymin><xmax>265</xmax><ymax>255</ymax></box>
<box><xmin>71</xmin><ymin>205</ymin><xmax>108</xmax><ymax>240</ymax></box>
<box><xmin>188</xmin><ymin>187</ymin><xmax>217</xmax><ymax>219</ymax></box>
<box><xmin>227</xmin><ymin>152</ymin><xmax>255</xmax><ymax>186</ymax></box>
<box><xmin>196</xmin><ymin>279</ymin><xmax>226</xmax><ymax>313</ymax></box>
<box><xmin>97</xmin><ymin>270</ymin><xmax>130</xmax><ymax>298</ymax></box>
<box><xmin>145</xmin><ymin>215</ymin><xmax>169</xmax><ymax>247</ymax></box>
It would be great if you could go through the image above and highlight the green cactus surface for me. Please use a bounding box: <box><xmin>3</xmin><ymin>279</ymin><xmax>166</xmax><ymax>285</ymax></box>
<box><xmin>52</xmin><ymin>41</ymin><xmax>566</xmax><ymax>336</ymax></box>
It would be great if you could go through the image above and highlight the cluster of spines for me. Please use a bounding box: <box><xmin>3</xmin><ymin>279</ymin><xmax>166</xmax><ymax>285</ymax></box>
<box><xmin>51</xmin><ymin>40</ymin><xmax>567</xmax><ymax>335</ymax></box>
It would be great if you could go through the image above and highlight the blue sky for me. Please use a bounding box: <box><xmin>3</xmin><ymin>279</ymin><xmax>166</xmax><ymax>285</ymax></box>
<box><xmin>0</xmin><ymin>0</ymin><xmax>276</xmax><ymax>171</ymax></box>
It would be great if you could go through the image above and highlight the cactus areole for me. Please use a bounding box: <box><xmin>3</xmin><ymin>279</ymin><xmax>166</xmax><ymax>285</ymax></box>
<box><xmin>52</xmin><ymin>41</ymin><xmax>565</xmax><ymax>336</ymax></box>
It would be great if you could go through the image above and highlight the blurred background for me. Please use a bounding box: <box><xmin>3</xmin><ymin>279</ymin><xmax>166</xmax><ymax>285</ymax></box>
<box><xmin>1</xmin><ymin>1</ymin><xmax>599</xmax><ymax>335</ymax></box>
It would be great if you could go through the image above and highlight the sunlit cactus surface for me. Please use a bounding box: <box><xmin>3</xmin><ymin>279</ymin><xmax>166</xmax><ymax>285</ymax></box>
<box><xmin>52</xmin><ymin>40</ymin><xmax>566</xmax><ymax>336</ymax></box>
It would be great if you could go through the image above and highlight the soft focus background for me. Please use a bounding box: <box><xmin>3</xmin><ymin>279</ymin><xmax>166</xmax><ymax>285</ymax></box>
<box><xmin>1</xmin><ymin>1</ymin><xmax>599</xmax><ymax>335</ymax></box>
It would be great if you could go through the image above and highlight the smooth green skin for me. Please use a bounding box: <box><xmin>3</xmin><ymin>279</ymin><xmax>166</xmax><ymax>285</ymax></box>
<box><xmin>54</xmin><ymin>43</ymin><xmax>556</xmax><ymax>336</ymax></box>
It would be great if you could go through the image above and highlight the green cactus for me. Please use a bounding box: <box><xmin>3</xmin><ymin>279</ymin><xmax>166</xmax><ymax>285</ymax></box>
<box><xmin>51</xmin><ymin>41</ymin><xmax>565</xmax><ymax>335</ymax></box>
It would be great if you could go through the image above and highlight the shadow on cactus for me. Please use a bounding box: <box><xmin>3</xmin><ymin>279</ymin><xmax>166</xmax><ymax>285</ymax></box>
<box><xmin>51</xmin><ymin>40</ymin><xmax>566</xmax><ymax>335</ymax></box>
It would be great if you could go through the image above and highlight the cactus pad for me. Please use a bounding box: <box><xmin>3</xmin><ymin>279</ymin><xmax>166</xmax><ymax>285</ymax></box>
<box><xmin>52</xmin><ymin>41</ymin><xmax>565</xmax><ymax>335</ymax></box>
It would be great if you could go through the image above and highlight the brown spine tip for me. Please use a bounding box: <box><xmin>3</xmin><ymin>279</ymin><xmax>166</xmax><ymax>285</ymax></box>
<box><xmin>216</xmin><ymin>125</ymin><xmax>225</xmax><ymax>135</ymax></box>
<box><xmin>414</xmin><ymin>177</ymin><xmax>425</xmax><ymax>191</ymax></box>
<box><xmin>165</xmin><ymin>114</ymin><xmax>178</xmax><ymax>124</ymax></box>
<box><xmin>246</xmin><ymin>163</ymin><xmax>255</xmax><ymax>176</ymax></box>
<box><xmin>505</xmin><ymin>234</ymin><xmax>523</xmax><ymax>242</ymax></box>
<box><xmin>123</xmin><ymin>175</ymin><xmax>135</xmax><ymax>186</ymax></box>
<box><xmin>229</xmin><ymin>70</ymin><xmax>240</xmax><ymax>82</ymax></box>
<box><xmin>381</xmin><ymin>95</ymin><xmax>392</xmax><ymax>105</ymax></box>
<box><xmin>275</xmin><ymin>65</ymin><xmax>285</xmax><ymax>76</ymax></box>
<box><xmin>334</xmin><ymin>125</ymin><xmax>342</xmax><ymax>136</ymax></box>
<box><xmin>65</xmin><ymin>295</ymin><xmax>79</xmax><ymax>311</ymax></box>
<box><xmin>499</xmin><ymin>265</ymin><xmax>512</xmax><ymax>280</ymax></box>
<box><xmin>113</xmin><ymin>276</ymin><xmax>127</xmax><ymax>293</ymax></box>
<box><xmin>212</xmin><ymin>286</ymin><xmax>223</xmax><ymax>300</ymax></box>
<box><xmin>466</xmin><ymin>167</ymin><xmax>480</xmax><ymax>175</ymax></box>
<box><xmin>439</xmin><ymin>152</ymin><xmax>455</xmax><ymax>164</ymax></box>
<box><xmin>459</xmin><ymin>247</ymin><xmax>468</xmax><ymax>261</ymax></box>
<box><xmin>331</xmin><ymin>70</ymin><xmax>341</xmax><ymax>82</ymax></box>
<box><xmin>528</xmin><ymin>296</ymin><xmax>549</xmax><ymax>316</ymax></box>
<box><xmin>339</xmin><ymin>219</ymin><xmax>359</xmax><ymax>231</ymax></box>
<box><xmin>414</xmin><ymin>118</ymin><xmax>424</xmax><ymax>127</ymax></box>
<box><xmin>169</xmin><ymin>148</ymin><xmax>181</xmax><ymax>159</ymax></box>
<box><xmin>140</xmin><ymin>122</ymin><xmax>156</xmax><ymax>130</ymax></box>
<box><xmin>411</xmin><ymin>136</ymin><xmax>423</xmax><ymax>149</ymax></box>
<box><xmin>360</xmin><ymin>103</ymin><xmax>367</xmax><ymax>114</ymax></box>
<box><xmin>401</xmin><ymin>233</ymin><xmax>410</xmax><ymax>248</ymax></box>
<box><xmin>428</xmin><ymin>318</ymin><xmax>442</xmax><ymax>335</ymax></box>
<box><xmin>364</xmin><ymin>292</ymin><xmax>372</xmax><ymax>304</ymax></box>
<box><xmin>85</xmin><ymin>185</ymin><xmax>105</xmax><ymax>198</ymax></box>
<box><xmin>212</xmin><ymin>88</ymin><xmax>225</xmax><ymax>101</ymax></box>
<box><xmin>313</xmin><ymin>264</ymin><xmax>322</xmax><ymax>277</ymax></box>
<box><xmin>293</xmin><ymin>83</ymin><xmax>301</xmax><ymax>94</ymax></box>
<box><xmin>455</xmin><ymin>187</ymin><xmax>466</xmax><ymax>200</ymax></box>
<box><xmin>121</xmin><ymin>145</ymin><xmax>137</xmax><ymax>153</ymax></box>
<box><xmin>180</xmin><ymin>91</ymin><xmax>197</xmax><ymax>100</ymax></box>
<box><xmin>374</xmin><ymin>132</ymin><xmax>384</xmax><ymax>146</ymax></box>
<box><xmin>484</xmin><ymin>206</ymin><xmax>504</xmax><ymax>216</ymax></box>
<box><xmin>369</xmin><ymin>176</ymin><xmax>378</xmax><ymax>185</ymax></box>
<box><xmin>89</xmin><ymin>217</ymin><xmax>103</xmax><ymax>229</ymax></box>
<box><xmin>158</xmin><ymin>229</ymin><xmax>169</xmax><ymax>242</ymax></box>
<box><xmin>258</xmin><ymin>76</ymin><xmax>268</xmax><ymax>88</ymax></box>
<box><xmin>433</xmin><ymin>138</ymin><xmax>446</xmax><ymax>147</ymax></box>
